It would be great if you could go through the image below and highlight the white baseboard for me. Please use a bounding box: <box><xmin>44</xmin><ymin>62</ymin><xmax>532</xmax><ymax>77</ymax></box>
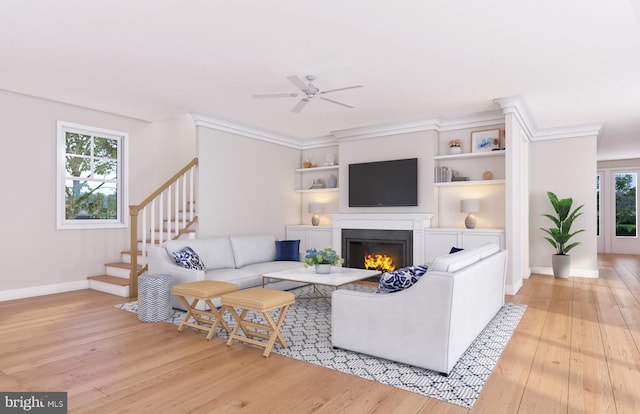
<box><xmin>0</xmin><ymin>280</ymin><xmax>90</xmax><ymax>302</ymax></box>
<box><xmin>530</xmin><ymin>266</ymin><xmax>600</xmax><ymax>278</ymax></box>
<box><xmin>505</xmin><ymin>279</ymin><xmax>523</xmax><ymax>296</ymax></box>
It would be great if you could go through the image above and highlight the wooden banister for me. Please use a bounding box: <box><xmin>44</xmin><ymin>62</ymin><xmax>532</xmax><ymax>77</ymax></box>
<box><xmin>128</xmin><ymin>157</ymin><xmax>198</xmax><ymax>297</ymax></box>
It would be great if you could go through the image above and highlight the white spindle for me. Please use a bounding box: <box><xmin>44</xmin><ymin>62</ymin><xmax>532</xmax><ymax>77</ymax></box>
<box><xmin>150</xmin><ymin>199</ymin><xmax>156</xmax><ymax>246</ymax></box>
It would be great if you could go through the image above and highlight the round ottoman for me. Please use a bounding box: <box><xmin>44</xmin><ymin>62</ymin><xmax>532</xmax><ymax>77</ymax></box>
<box><xmin>138</xmin><ymin>274</ymin><xmax>172</xmax><ymax>322</ymax></box>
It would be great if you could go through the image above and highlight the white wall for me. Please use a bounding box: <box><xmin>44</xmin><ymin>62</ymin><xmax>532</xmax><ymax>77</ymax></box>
<box><xmin>0</xmin><ymin>90</ymin><xmax>196</xmax><ymax>295</ymax></box>
<box><xmin>196</xmin><ymin>127</ymin><xmax>300</xmax><ymax>238</ymax></box>
<box><xmin>530</xmin><ymin>136</ymin><xmax>598</xmax><ymax>276</ymax></box>
<box><xmin>337</xmin><ymin>130</ymin><xmax>438</xmax><ymax>216</ymax></box>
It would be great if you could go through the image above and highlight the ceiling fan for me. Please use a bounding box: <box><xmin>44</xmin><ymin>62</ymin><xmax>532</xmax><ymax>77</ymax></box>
<box><xmin>252</xmin><ymin>75</ymin><xmax>363</xmax><ymax>113</ymax></box>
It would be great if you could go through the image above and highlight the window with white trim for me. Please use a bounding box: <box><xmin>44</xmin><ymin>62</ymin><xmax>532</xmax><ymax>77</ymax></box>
<box><xmin>57</xmin><ymin>121</ymin><xmax>128</xmax><ymax>229</ymax></box>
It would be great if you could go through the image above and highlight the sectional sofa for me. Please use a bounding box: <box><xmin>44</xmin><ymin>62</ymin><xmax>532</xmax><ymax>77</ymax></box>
<box><xmin>331</xmin><ymin>243</ymin><xmax>507</xmax><ymax>375</ymax></box>
<box><xmin>146</xmin><ymin>234</ymin><xmax>304</xmax><ymax>310</ymax></box>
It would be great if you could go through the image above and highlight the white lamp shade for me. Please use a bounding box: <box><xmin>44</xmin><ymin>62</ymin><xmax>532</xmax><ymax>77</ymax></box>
<box><xmin>308</xmin><ymin>203</ymin><xmax>323</xmax><ymax>214</ymax></box>
<box><xmin>460</xmin><ymin>199</ymin><xmax>480</xmax><ymax>213</ymax></box>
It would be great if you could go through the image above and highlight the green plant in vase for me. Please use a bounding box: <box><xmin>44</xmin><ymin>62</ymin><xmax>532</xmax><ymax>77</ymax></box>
<box><xmin>540</xmin><ymin>191</ymin><xmax>585</xmax><ymax>278</ymax></box>
<box><xmin>304</xmin><ymin>247</ymin><xmax>344</xmax><ymax>274</ymax></box>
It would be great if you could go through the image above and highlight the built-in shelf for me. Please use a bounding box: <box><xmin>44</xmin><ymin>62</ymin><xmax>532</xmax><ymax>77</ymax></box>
<box><xmin>434</xmin><ymin>179</ymin><xmax>505</xmax><ymax>187</ymax></box>
<box><xmin>434</xmin><ymin>150</ymin><xmax>505</xmax><ymax>161</ymax></box>
<box><xmin>295</xmin><ymin>187</ymin><xmax>340</xmax><ymax>193</ymax></box>
<box><xmin>295</xmin><ymin>165</ymin><xmax>339</xmax><ymax>173</ymax></box>
<box><xmin>295</xmin><ymin>164</ymin><xmax>339</xmax><ymax>193</ymax></box>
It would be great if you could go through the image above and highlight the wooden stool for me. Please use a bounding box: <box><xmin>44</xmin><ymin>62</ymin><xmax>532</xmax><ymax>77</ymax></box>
<box><xmin>221</xmin><ymin>288</ymin><xmax>295</xmax><ymax>357</ymax></box>
<box><xmin>171</xmin><ymin>280</ymin><xmax>238</xmax><ymax>340</ymax></box>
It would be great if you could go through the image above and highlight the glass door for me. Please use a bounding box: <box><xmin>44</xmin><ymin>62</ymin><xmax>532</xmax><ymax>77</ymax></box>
<box><xmin>610</xmin><ymin>170</ymin><xmax>639</xmax><ymax>254</ymax></box>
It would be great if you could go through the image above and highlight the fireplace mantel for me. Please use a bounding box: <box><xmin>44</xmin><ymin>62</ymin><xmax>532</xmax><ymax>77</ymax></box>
<box><xmin>331</xmin><ymin>213</ymin><xmax>433</xmax><ymax>265</ymax></box>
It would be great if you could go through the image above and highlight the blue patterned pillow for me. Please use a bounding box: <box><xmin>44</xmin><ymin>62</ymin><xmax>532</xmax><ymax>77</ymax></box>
<box><xmin>378</xmin><ymin>264</ymin><xmax>429</xmax><ymax>293</ymax></box>
<box><xmin>171</xmin><ymin>246</ymin><xmax>206</xmax><ymax>270</ymax></box>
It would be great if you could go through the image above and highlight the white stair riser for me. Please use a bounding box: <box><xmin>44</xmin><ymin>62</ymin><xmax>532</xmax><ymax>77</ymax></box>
<box><xmin>106</xmin><ymin>266</ymin><xmax>131</xmax><ymax>279</ymax></box>
<box><xmin>121</xmin><ymin>253</ymin><xmax>148</xmax><ymax>266</ymax></box>
<box><xmin>89</xmin><ymin>279</ymin><xmax>129</xmax><ymax>297</ymax></box>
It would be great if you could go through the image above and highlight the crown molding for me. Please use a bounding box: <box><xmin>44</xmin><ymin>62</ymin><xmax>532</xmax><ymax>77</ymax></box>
<box><xmin>331</xmin><ymin>110</ymin><xmax>505</xmax><ymax>142</ymax></box>
<box><xmin>495</xmin><ymin>96</ymin><xmax>602</xmax><ymax>141</ymax></box>
<box><xmin>191</xmin><ymin>98</ymin><xmax>603</xmax><ymax>150</ymax></box>
<box><xmin>190</xmin><ymin>111</ymin><xmax>304</xmax><ymax>149</ymax></box>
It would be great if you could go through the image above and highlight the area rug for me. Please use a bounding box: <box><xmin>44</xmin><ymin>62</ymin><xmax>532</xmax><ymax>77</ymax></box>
<box><xmin>116</xmin><ymin>285</ymin><xmax>526</xmax><ymax>408</ymax></box>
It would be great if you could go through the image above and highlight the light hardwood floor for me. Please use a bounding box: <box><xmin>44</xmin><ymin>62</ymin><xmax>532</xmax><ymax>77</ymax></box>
<box><xmin>1</xmin><ymin>254</ymin><xmax>639</xmax><ymax>413</ymax></box>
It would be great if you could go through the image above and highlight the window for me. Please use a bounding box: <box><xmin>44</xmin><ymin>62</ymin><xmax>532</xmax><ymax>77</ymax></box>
<box><xmin>615</xmin><ymin>172</ymin><xmax>637</xmax><ymax>237</ymax></box>
<box><xmin>596</xmin><ymin>174</ymin><xmax>600</xmax><ymax>237</ymax></box>
<box><xmin>57</xmin><ymin>121</ymin><xmax>128</xmax><ymax>229</ymax></box>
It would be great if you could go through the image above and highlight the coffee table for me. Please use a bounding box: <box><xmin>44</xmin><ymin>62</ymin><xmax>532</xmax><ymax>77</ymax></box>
<box><xmin>262</xmin><ymin>266</ymin><xmax>381</xmax><ymax>301</ymax></box>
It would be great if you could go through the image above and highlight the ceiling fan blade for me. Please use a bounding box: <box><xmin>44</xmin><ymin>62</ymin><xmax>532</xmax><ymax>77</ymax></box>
<box><xmin>319</xmin><ymin>96</ymin><xmax>354</xmax><ymax>109</ymax></box>
<box><xmin>287</xmin><ymin>75</ymin><xmax>308</xmax><ymax>91</ymax></box>
<box><xmin>291</xmin><ymin>98</ymin><xmax>309</xmax><ymax>113</ymax></box>
<box><xmin>320</xmin><ymin>85</ymin><xmax>363</xmax><ymax>94</ymax></box>
<box><xmin>252</xmin><ymin>93</ymin><xmax>298</xmax><ymax>98</ymax></box>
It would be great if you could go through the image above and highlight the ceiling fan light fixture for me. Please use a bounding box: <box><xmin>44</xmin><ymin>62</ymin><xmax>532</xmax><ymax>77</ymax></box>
<box><xmin>254</xmin><ymin>74</ymin><xmax>362</xmax><ymax>113</ymax></box>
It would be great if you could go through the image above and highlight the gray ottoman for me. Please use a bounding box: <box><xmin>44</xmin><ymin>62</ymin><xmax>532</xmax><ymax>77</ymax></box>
<box><xmin>138</xmin><ymin>274</ymin><xmax>172</xmax><ymax>322</ymax></box>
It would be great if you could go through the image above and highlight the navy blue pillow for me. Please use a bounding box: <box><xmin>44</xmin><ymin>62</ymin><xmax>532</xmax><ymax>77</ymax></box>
<box><xmin>449</xmin><ymin>246</ymin><xmax>464</xmax><ymax>254</ymax></box>
<box><xmin>275</xmin><ymin>240</ymin><xmax>300</xmax><ymax>261</ymax></box>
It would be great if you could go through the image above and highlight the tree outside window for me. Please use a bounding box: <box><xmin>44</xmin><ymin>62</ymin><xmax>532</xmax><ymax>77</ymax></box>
<box><xmin>615</xmin><ymin>173</ymin><xmax>637</xmax><ymax>237</ymax></box>
<box><xmin>57</xmin><ymin>121</ymin><xmax>128</xmax><ymax>229</ymax></box>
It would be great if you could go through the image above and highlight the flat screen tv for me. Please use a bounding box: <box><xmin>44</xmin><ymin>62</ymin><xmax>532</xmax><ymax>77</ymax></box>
<box><xmin>349</xmin><ymin>158</ymin><xmax>418</xmax><ymax>207</ymax></box>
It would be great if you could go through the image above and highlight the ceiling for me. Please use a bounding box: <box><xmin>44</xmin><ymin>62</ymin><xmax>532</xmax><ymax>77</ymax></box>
<box><xmin>2</xmin><ymin>0</ymin><xmax>640</xmax><ymax>158</ymax></box>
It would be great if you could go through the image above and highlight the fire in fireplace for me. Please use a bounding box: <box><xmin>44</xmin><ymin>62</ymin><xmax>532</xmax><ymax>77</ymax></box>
<box><xmin>342</xmin><ymin>229</ymin><xmax>413</xmax><ymax>272</ymax></box>
<box><xmin>364</xmin><ymin>253</ymin><xmax>396</xmax><ymax>272</ymax></box>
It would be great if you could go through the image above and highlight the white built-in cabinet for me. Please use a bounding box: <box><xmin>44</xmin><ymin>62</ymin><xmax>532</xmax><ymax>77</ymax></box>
<box><xmin>424</xmin><ymin>228</ymin><xmax>505</xmax><ymax>263</ymax></box>
<box><xmin>285</xmin><ymin>225</ymin><xmax>333</xmax><ymax>256</ymax></box>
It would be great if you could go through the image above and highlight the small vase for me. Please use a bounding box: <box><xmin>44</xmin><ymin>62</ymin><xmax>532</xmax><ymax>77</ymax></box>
<box><xmin>315</xmin><ymin>264</ymin><xmax>331</xmax><ymax>274</ymax></box>
<box><xmin>449</xmin><ymin>146</ymin><xmax>462</xmax><ymax>154</ymax></box>
<box><xmin>327</xmin><ymin>174</ymin><xmax>337</xmax><ymax>188</ymax></box>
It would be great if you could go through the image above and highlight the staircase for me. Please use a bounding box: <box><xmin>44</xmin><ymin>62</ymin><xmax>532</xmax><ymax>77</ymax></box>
<box><xmin>88</xmin><ymin>158</ymin><xmax>199</xmax><ymax>298</ymax></box>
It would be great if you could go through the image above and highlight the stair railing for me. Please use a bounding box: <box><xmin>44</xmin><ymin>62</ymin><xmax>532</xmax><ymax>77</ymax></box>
<box><xmin>129</xmin><ymin>157</ymin><xmax>199</xmax><ymax>297</ymax></box>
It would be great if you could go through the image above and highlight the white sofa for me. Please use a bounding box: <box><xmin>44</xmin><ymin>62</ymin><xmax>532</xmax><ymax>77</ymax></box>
<box><xmin>331</xmin><ymin>243</ymin><xmax>507</xmax><ymax>375</ymax></box>
<box><xmin>146</xmin><ymin>234</ymin><xmax>304</xmax><ymax>310</ymax></box>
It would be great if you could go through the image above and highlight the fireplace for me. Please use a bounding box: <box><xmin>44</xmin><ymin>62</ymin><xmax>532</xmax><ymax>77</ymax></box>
<box><xmin>342</xmin><ymin>229</ymin><xmax>413</xmax><ymax>271</ymax></box>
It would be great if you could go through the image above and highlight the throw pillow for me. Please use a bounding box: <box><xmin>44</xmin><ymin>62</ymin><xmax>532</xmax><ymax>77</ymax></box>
<box><xmin>171</xmin><ymin>246</ymin><xmax>206</xmax><ymax>270</ymax></box>
<box><xmin>275</xmin><ymin>240</ymin><xmax>300</xmax><ymax>261</ymax></box>
<box><xmin>378</xmin><ymin>264</ymin><xmax>429</xmax><ymax>293</ymax></box>
<box><xmin>449</xmin><ymin>246</ymin><xmax>464</xmax><ymax>254</ymax></box>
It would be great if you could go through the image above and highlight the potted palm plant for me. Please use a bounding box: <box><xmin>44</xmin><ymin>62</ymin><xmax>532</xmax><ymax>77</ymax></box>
<box><xmin>540</xmin><ymin>191</ymin><xmax>585</xmax><ymax>278</ymax></box>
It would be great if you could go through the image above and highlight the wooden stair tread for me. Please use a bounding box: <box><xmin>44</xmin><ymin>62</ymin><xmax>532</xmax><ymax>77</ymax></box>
<box><xmin>88</xmin><ymin>275</ymin><xmax>130</xmax><ymax>286</ymax></box>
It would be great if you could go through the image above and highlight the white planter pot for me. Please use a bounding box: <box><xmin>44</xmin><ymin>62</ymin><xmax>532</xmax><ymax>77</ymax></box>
<box><xmin>449</xmin><ymin>147</ymin><xmax>462</xmax><ymax>154</ymax></box>
<box><xmin>552</xmin><ymin>254</ymin><xmax>571</xmax><ymax>278</ymax></box>
<box><xmin>315</xmin><ymin>264</ymin><xmax>332</xmax><ymax>274</ymax></box>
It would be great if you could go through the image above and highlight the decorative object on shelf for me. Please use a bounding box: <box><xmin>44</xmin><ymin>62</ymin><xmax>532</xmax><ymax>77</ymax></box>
<box><xmin>324</xmin><ymin>153</ymin><xmax>336</xmax><ymax>166</ymax></box>
<box><xmin>448</xmin><ymin>139</ymin><xmax>462</xmax><ymax>154</ymax></box>
<box><xmin>471</xmin><ymin>129</ymin><xmax>500</xmax><ymax>153</ymax></box>
<box><xmin>327</xmin><ymin>174</ymin><xmax>337</xmax><ymax>188</ymax></box>
<box><xmin>460</xmin><ymin>199</ymin><xmax>480</xmax><ymax>229</ymax></box>
<box><xmin>308</xmin><ymin>203</ymin><xmax>323</xmax><ymax>226</ymax></box>
<box><xmin>540</xmin><ymin>191</ymin><xmax>585</xmax><ymax>278</ymax></box>
<box><xmin>304</xmin><ymin>247</ymin><xmax>344</xmax><ymax>273</ymax></box>
<box><xmin>483</xmin><ymin>170</ymin><xmax>494</xmax><ymax>180</ymax></box>
<box><xmin>309</xmin><ymin>179</ymin><xmax>325</xmax><ymax>189</ymax></box>
<box><xmin>434</xmin><ymin>166</ymin><xmax>452</xmax><ymax>183</ymax></box>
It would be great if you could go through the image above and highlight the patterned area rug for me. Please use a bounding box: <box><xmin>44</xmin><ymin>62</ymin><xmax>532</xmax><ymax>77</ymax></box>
<box><xmin>115</xmin><ymin>285</ymin><xmax>526</xmax><ymax>408</ymax></box>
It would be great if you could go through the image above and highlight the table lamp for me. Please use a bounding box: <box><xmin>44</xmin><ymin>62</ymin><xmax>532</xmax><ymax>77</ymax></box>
<box><xmin>460</xmin><ymin>199</ymin><xmax>480</xmax><ymax>229</ymax></box>
<box><xmin>308</xmin><ymin>203</ymin><xmax>322</xmax><ymax>226</ymax></box>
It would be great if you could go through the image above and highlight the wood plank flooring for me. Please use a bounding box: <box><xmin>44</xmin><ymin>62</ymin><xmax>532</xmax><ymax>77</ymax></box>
<box><xmin>1</xmin><ymin>254</ymin><xmax>639</xmax><ymax>413</ymax></box>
